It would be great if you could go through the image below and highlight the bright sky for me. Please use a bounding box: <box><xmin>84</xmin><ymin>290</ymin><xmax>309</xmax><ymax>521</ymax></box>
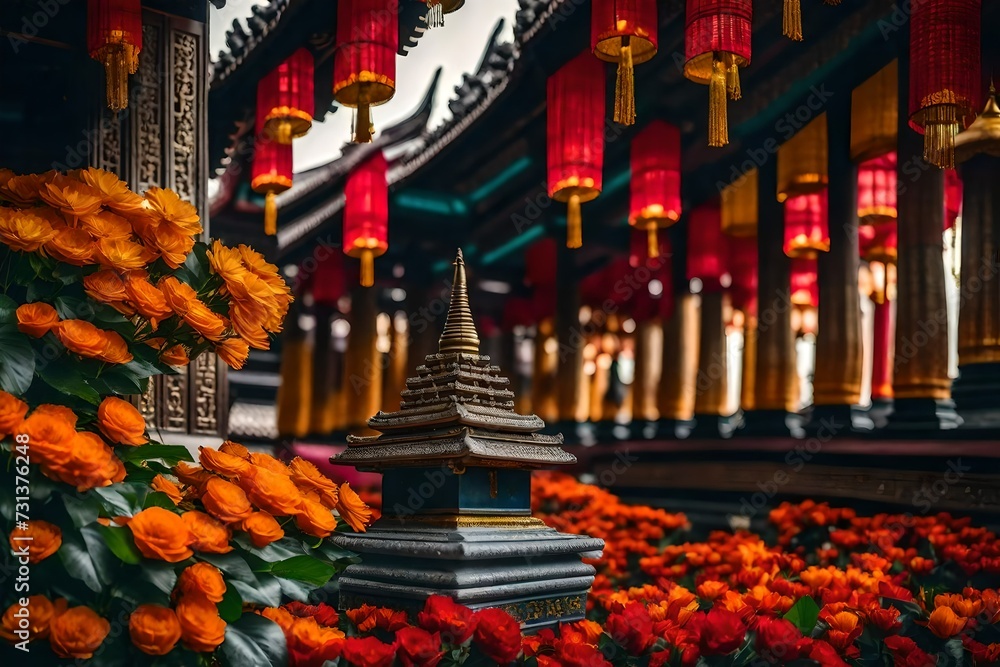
<box><xmin>210</xmin><ymin>0</ymin><xmax>520</xmax><ymax>173</ymax></box>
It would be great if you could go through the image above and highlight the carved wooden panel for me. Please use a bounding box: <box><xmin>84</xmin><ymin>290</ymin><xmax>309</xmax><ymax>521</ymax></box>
<box><xmin>189</xmin><ymin>354</ymin><xmax>228</xmax><ymax>436</ymax></box>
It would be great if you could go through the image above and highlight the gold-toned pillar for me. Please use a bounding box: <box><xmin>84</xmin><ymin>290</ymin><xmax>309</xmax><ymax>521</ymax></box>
<box><xmin>309</xmin><ymin>304</ymin><xmax>339</xmax><ymax>435</ymax></box>
<box><xmin>555</xmin><ymin>245</ymin><xmax>583</xmax><ymax>424</ymax></box>
<box><xmin>382</xmin><ymin>313</ymin><xmax>409</xmax><ymax>412</ymax></box>
<box><xmin>531</xmin><ymin>319</ymin><xmax>558</xmax><ymax>422</ymax></box>
<box><xmin>691</xmin><ymin>291</ymin><xmax>729</xmax><ymax>436</ymax></box>
<box><xmin>277</xmin><ymin>301</ymin><xmax>314</xmax><ymax>438</ymax></box>
<box><xmin>740</xmin><ymin>317</ymin><xmax>757</xmax><ymax>412</ymax></box>
<box><xmin>657</xmin><ymin>292</ymin><xmax>698</xmax><ymax>430</ymax></box>
<box><xmin>343</xmin><ymin>286</ymin><xmax>381</xmax><ymax>434</ymax></box>
<box><xmin>632</xmin><ymin>320</ymin><xmax>662</xmax><ymax>422</ymax></box>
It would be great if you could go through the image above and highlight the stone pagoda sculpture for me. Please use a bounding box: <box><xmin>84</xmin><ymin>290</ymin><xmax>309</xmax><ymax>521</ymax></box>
<box><xmin>332</xmin><ymin>249</ymin><xmax>603</xmax><ymax>628</ymax></box>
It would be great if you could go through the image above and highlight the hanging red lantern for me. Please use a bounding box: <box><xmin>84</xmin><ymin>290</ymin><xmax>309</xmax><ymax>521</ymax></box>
<box><xmin>727</xmin><ymin>235</ymin><xmax>757</xmax><ymax>317</ymax></box>
<box><xmin>683</xmin><ymin>0</ymin><xmax>752</xmax><ymax>147</ymax></box>
<box><xmin>547</xmin><ymin>52</ymin><xmax>605</xmax><ymax>249</ymax></box>
<box><xmin>790</xmin><ymin>257</ymin><xmax>818</xmax><ymax>308</ymax></box>
<box><xmin>344</xmin><ymin>151</ymin><xmax>389</xmax><ymax>287</ymax></box>
<box><xmin>783</xmin><ymin>190</ymin><xmax>830</xmax><ymax>258</ymax></box>
<box><xmin>857</xmin><ymin>152</ymin><xmax>897</xmax><ymax>225</ymax></box>
<box><xmin>859</xmin><ymin>221</ymin><xmax>898</xmax><ymax>265</ymax></box>
<box><xmin>592</xmin><ymin>0</ymin><xmax>658</xmax><ymax>126</ymax></box>
<box><xmin>309</xmin><ymin>251</ymin><xmax>345</xmax><ymax>308</ymax></box>
<box><xmin>945</xmin><ymin>168</ymin><xmax>963</xmax><ymax>230</ymax></box>
<box><xmin>334</xmin><ymin>0</ymin><xmax>398</xmax><ymax>144</ymax></box>
<box><xmin>909</xmin><ymin>0</ymin><xmax>981</xmax><ymax>168</ymax></box>
<box><xmin>525</xmin><ymin>238</ymin><xmax>558</xmax><ymax>287</ymax></box>
<box><xmin>257</xmin><ymin>48</ymin><xmax>315</xmax><ymax>145</ymax></box>
<box><xmin>629</xmin><ymin>121</ymin><xmax>681</xmax><ymax>259</ymax></box>
<box><xmin>251</xmin><ymin>137</ymin><xmax>293</xmax><ymax>236</ymax></box>
<box><xmin>87</xmin><ymin>0</ymin><xmax>143</xmax><ymax>112</ymax></box>
<box><xmin>687</xmin><ymin>200</ymin><xmax>728</xmax><ymax>292</ymax></box>
<box><xmin>502</xmin><ymin>297</ymin><xmax>536</xmax><ymax>330</ymax></box>
<box><xmin>423</xmin><ymin>0</ymin><xmax>464</xmax><ymax>29</ymax></box>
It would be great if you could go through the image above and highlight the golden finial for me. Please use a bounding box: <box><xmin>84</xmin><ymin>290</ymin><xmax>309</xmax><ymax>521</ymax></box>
<box><xmin>438</xmin><ymin>249</ymin><xmax>481</xmax><ymax>355</ymax></box>
<box><xmin>955</xmin><ymin>84</ymin><xmax>1000</xmax><ymax>163</ymax></box>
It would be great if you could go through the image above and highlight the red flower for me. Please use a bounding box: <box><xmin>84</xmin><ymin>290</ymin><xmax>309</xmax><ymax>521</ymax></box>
<box><xmin>472</xmin><ymin>607</ymin><xmax>522</xmax><ymax>665</ymax></box>
<box><xmin>808</xmin><ymin>640</ymin><xmax>850</xmax><ymax>667</ymax></box>
<box><xmin>284</xmin><ymin>601</ymin><xmax>339</xmax><ymax>628</ymax></box>
<box><xmin>605</xmin><ymin>602</ymin><xmax>654</xmax><ymax>655</ymax></box>
<box><xmin>375</xmin><ymin>608</ymin><xmax>409</xmax><ymax>632</ymax></box>
<box><xmin>698</xmin><ymin>607</ymin><xmax>747</xmax><ymax>656</ymax></box>
<box><xmin>865</xmin><ymin>605</ymin><xmax>902</xmax><ymax>634</ymax></box>
<box><xmin>878</xmin><ymin>581</ymin><xmax>915</xmax><ymax>602</ymax></box>
<box><xmin>754</xmin><ymin>617</ymin><xmax>804</xmax><ymax>662</ymax></box>
<box><xmin>395</xmin><ymin>627</ymin><xmax>444</xmax><ymax>667</ymax></box>
<box><xmin>522</xmin><ymin>628</ymin><xmax>557</xmax><ymax>658</ymax></box>
<box><xmin>416</xmin><ymin>596</ymin><xmax>476</xmax><ymax>645</ymax></box>
<box><xmin>341</xmin><ymin>636</ymin><xmax>395</xmax><ymax>667</ymax></box>
<box><xmin>964</xmin><ymin>637</ymin><xmax>1000</xmax><ymax>665</ymax></box>
<box><xmin>556</xmin><ymin>641</ymin><xmax>612</xmax><ymax>667</ymax></box>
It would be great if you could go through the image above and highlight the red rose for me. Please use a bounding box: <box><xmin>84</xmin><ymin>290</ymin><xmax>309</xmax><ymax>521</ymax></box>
<box><xmin>557</xmin><ymin>641</ymin><xmax>612</xmax><ymax>667</ymax></box>
<box><xmin>808</xmin><ymin>640</ymin><xmax>850</xmax><ymax>667</ymax></box>
<box><xmin>416</xmin><ymin>596</ymin><xmax>476</xmax><ymax>645</ymax></box>
<box><xmin>606</xmin><ymin>602</ymin><xmax>654</xmax><ymax>655</ymax></box>
<box><xmin>878</xmin><ymin>581</ymin><xmax>914</xmax><ymax>602</ymax></box>
<box><xmin>698</xmin><ymin>607</ymin><xmax>747</xmax><ymax>656</ymax></box>
<box><xmin>522</xmin><ymin>628</ymin><xmax>557</xmax><ymax>658</ymax></box>
<box><xmin>395</xmin><ymin>626</ymin><xmax>444</xmax><ymax>667</ymax></box>
<box><xmin>884</xmin><ymin>635</ymin><xmax>919</xmax><ymax>656</ymax></box>
<box><xmin>341</xmin><ymin>636</ymin><xmax>395</xmax><ymax>667</ymax></box>
<box><xmin>284</xmin><ymin>601</ymin><xmax>339</xmax><ymax>628</ymax></box>
<box><xmin>472</xmin><ymin>607</ymin><xmax>522</xmax><ymax>665</ymax></box>
<box><xmin>754</xmin><ymin>616</ymin><xmax>804</xmax><ymax>662</ymax></box>
<box><xmin>648</xmin><ymin>651</ymin><xmax>671</xmax><ymax>667</ymax></box>
<box><xmin>865</xmin><ymin>606</ymin><xmax>902</xmax><ymax>634</ymax></box>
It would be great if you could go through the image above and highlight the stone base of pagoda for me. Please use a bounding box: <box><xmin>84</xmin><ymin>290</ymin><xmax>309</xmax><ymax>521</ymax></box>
<box><xmin>952</xmin><ymin>362</ymin><xmax>1000</xmax><ymax>428</ymax></box>
<box><xmin>331</xmin><ymin>522</ymin><xmax>604</xmax><ymax>629</ymax></box>
<box><xmin>884</xmin><ymin>397</ymin><xmax>962</xmax><ymax>431</ymax></box>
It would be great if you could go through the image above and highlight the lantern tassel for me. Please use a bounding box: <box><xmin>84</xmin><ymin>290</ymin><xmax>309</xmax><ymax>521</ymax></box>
<box><xmin>783</xmin><ymin>0</ymin><xmax>803</xmax><ymax>41</ymax></box>
<box><xmin>727</xmin><ymin>59</ymin><xmax>741</xmax><ymax>101</ymax></box>
<box><xmin>923</xmin><ymin>105</ymin><xmax>958</xmax><ymax>169</ymax></box>
<box><xmin>277</xmin><ymin>120</ymin><xmax>293</xmax><ymax>144</ymax></box>
<box><xmin>360</xmin><ymin>249</ymin><xmax>375</xmax><ymax>287</ymax></box>
<box><xmin>567</xmin><ymin>194</ymin><xmax>582</xmax><ymax>249</ymax></box>
<box><xmin>264</xmin><ymin>191</ymin><xmax>278</xmax><ymax>236</ymax></box>
<box><xmin>101</xmin><ymin>43</ymin><xmax>133</xmax><ymax>112</ymax></box>
<box><xmin>614</xmin><ymin>37</ymin><xmax>636</xmax><ymax>126</ymax></box>
<box><xmin>354</xmin><ymin>104</ymin><xmax>373</xmax><ymax>143</ymax></box>
<box><xmin>647</xmin><ymin>226</ymin><xmax>659</xmax><ymax>259</ymax></box>
<box><xmin>709</xmin><ymin>57</ymin><xmax>729</xmax><ymax>148</ymax></box>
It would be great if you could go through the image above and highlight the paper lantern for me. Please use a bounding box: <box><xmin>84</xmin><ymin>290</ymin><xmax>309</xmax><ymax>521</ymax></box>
<box><xmin>547</xmin><ymin>53</ymin><xmax>605</xmax><ymax>249</ymax></box>
<box><xmin>424</xmin><ymin>0</ymin><xmax>465</xmax><ymax>29</ymax></box>
<box><xmin>909</xmin><ymin>0</ymin><xmax>982</xmax><ymax>168</ymax></box>
<box><xmin>777</xmin><ymin>114</ymin><xmax>828</xmax><ymax>201</ymax></box>
<box><xmin>310</xmin><ymin>252</ymin><xmax>345</xmax><ymax>308</ymax></box>
<box><xmin>333</xmin><ymin>0</ymin><xmax>398</xmax><ymax>143</ymax></box>
<box><xmin>683</xmin><ymin>0</ymin><xmax>752</xmax><ymax>147</ymax></box>
<box><xmin>790</xmin><ymin>257</ymin><xmax>818</xmax><ymax>308</ymax></box>
<box><xmin>721</xmin><ymin>168</ymin><xmax>757</xmax><ymax>236</ymax></box>
<box><xmin>945</xmin><ymin>168</ymin><xmax>963</xmax><ymax>230</ymax></box>
<box><xmin>850</xmin><ymin>60</ymin><xmax>898</xmax><ymax>162</ymax></box>
<box><xmin>251</xmin><ymin>137</ymin><xmax>293</xmax><ymax>236</ymax></box>
<box><xmin>525</xmin><ymin>238</ymin><xmax>558</xmax><ymax>287</ymax></box>
<box><xmin>859</xmin><ymin>221</ymin><xmax>897</xmax><ymax>265</ymax></box>
<box><xmin>783</xmin><ymin>190</ymin><xmax>829</xmax><ymax>258</ymax></box>
<box><xmin>687</xmin><ymin>200</ymin><xmax>728</xmax><ymax>292</ymax></box>
<box><xmin>592</xmin><ymin>0</ymin><xmax>658</xmax><ymax>126</ymax></box>
<box><xmin>629</xmin><ymin>121</ymin><xmax>681</xmax><ymax>259</ymax></box>
<box><xmin>257</xmin><ymin>48</ymin><xmax>315</xmax><ymax>144</ymax></box>
<box><xmin>629</xmin><ymin>226</ymin><xmax>671</xmax><ymax>269</ymax></box>
<box><xmin>857</xmin><ymin>152</ymin><xmax>897</xmax><ymax>225</ymax></box>
<box><xmin>87</xmin><ymin>0</ymin><xmax>142</xmax><ymax>112</ymax></box>
<box><xmin>344</xmin><ymin>151</ymin><xmax>389</xmax><ymax>287</ymax></box>
<box><xmin>727</xmin><ymin>235</ymin><xmax>757</xmax><ymax>316</ymax></box>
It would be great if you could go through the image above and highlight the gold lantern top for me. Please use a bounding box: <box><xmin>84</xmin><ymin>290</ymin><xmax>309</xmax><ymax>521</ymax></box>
<box><xmin>777</xmin><ymin>113</ymin><xmax>828</xmax><ymax>202</ymax></box>
<box><xmin>850</xmin><ymin>60</ymin><xmax>898</xmax><ymax>163</ymax></box>
<box><xmin>721</xmin><ymin>168</ymin><xmax>758</xmax><ymax>236</ymax></box>
<box><xmin>955</xmin><ymin>86</ymin><xmax>1000</xmax><ymax>163</ymax></box>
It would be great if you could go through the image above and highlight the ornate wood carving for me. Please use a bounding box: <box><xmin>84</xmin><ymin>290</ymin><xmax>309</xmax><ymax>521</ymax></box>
<box><xmin>133</xmin><ymin>20</ymin><xmax>164</xmax><ymax>192</ymax></box>
<box><xmin>190</xmin><ymin>354</ymin><xmax>228</xmax><ymax>435</ymax></box>
<box><xmin>172</xmin><ymin>31</ymin><xmax>198</xmax><ymax>203</ymax></box>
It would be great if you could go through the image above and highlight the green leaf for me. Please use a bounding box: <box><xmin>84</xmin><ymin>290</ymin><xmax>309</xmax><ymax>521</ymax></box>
<box><xmin>94</xmin><ymin>484</ymin><xmax>142</xmax><ymax>517</ymax></box>
<box><xmin>268</xmin><ymin>555</ymin><xmax>337</xmax><ymax>587</ymax></box>
<box><xmin>36</xmin><ymin>357</ymin><xmax>101</xmax><ymax>405</ymax></box>
<box><xmin>174</xmin><ymin>243</ymin><xmax>213</xmax><ymax>292</ymax></box>
<box><xmin>276</xmin><ymin>576</ymin><xmax>313</xmax><ymax>603</ymax></box>
<box><xmin>314</xmin><ymin>540</ymin><xmax>358</xmax><ymax>565</ymax></box>
<box><xmin>95</xmin><ymin>524</ymin><xmax>143</xmax><ymax>564</ymax></box>
<box><xmin>199</xmin><ymin>552</ymin><xmax>258</xmax><ymax>583</ymax></box>
<box><xmin>219</xmin><ymin>613</ymin><xmax>289</xmax><ymax>667</ymax></box>
<box><xmin>59</xmin><ymin>528</ymin><xmax>103</xmax><ymax>592</ymax></box>
<box><xmin>94</xmin><ymin>367</ymin><xmax>144</xmax><ymax>395</ymax></box>
<box><xmin>218</xmin><ymin>583</ymin><xmax>244</xmax><ymax>623</ymax></box>
<box><xmin>231</xmin><ymin>573</ymin><xmax>283</xmax><ymax>607</ymax></box>
<box><xmin>119</xmin><ymin>444</ymin><xmax>195</xmax><ymax>466</ymax></box>
<box><xmin>137</xmin><ymin>561</ymin><xmax>180</xmax><ymax>596</ymax></box>
<box><xmin>81</xmin><ymin>523</ymin><xmax>122</xmax><ymax>585</ymax></box>
<box><xmin>232</xmin><ymin>535</ymin><xmax>306</xmax><ymax>563</ymax></box>
<box><xmin>0</xmin><ymin>322</ymin><xmax>34</xmax><ymax>395</ymax></box>
<box><xmin>0</xmin><ymin>294</ymin><xmax>18</xmax><ymax>322</ymax></box>
<box><xmin>783</xmin><ymin>595</ymin><xmax>821</xmax><ymax>635</ymax></box>
<box><xmin>62</xmin><ymin>494</ymin><xmax>101</xmax><ymax>527</ymax></box>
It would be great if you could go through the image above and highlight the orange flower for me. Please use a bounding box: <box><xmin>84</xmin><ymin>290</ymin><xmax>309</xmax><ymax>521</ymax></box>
<box><xmin>199</xmin><ymin>446</ymin><xmax>252</xmax><ymax>478</ymax></box>
<box><xmin>926</xmin><ymin>606</ymin><xmax>966</xmax><ymax>639</ymax></box>
<box><xmin>80</xmin><ymin>209</ymin><xmax>132</xmax><ymax>239</ymax></box>
<box><xmin>153</xmin><ymin>224</ymin><xmax>196</xmax><ymax>269</ymax></box>
<box><xmin>98</xmin><ymin>329</ymin><xmax>134</xmax><ymax>364</ymax></box>
<box><xmin>823</xmin><ymin>611</ymin><xmax>862</xmax><ymax>652</ymax></box>
<box><xmin>48</xmin><ymin>606</ymin><xmax>110</xmax><ymax>659</ymax></box>
<box><xmin>145</xmin><ymin>187</ymin><xmax>203</xmax><ymax>237</ymax></box>
<box><xmin>184</xmin><ymin>301</ymin><xmax>227</xmax><ymax>341</ymax></box>
<box><xmin>97</xmin><ymin>396</ymin><xmax>148</xmax><ymax>445</ymax></box>
<box><xmin>0</xmin><ymin>596</ymin><xmax>55</xmax><ymax>642</ymax></box>
<box><xmin>220</xmin><ymin>440</ymin><xmax>251</xmax><ymax>459</ymax></box>
<box><xmin>39</xmin><ymin>179</ymin><xmax>103</xmax><ymax>219</ymax></box>
<box><xmin>18</xmin><ymin>408</ymin><xmax>75</xmax><ymax>469</ymax></box>
<box><xmin>250</xmin><ymin>451</ymin><xmax>290</xmax><ymax>476</ymax></box>
<box><xmin>159</xmin><ymin>275</ymin><xmax>198</xmax><ymax>315</ymax></box>
<box><xmin>161</xmin><ymin>344</ymin><xmax>190</xmax><ymax>366</ymax></box>
<box><xmin>96</xmin><ymin>236</ymin><xmax>154</xmax><ymax>270</ymax></box>
<box><xmin>151</xmin><ymin>474</ymin><xmax>184</xmax><ymax>504</ymax></box>
<box><xmin>0</xmin><ymin>390</ymin><xmax>28</xmax><ymax>436</ymax></box>
<box><xmin>174</xmin><ymin>462</ymin><xmax>213</xmax><ymax>488</ymax></box>
<box><xmin>0</xmin><ymin>209</ymin><xmax>57</xmax><ymax>252</ymax></box>
<box><xmin>201</xmin><ymin>477</ymin><xmax>254</xmax><ymax>524</ymax></box>
<box><xmin>129</xmin><ymin>604</ymin><xmax>182</xmax><ymax>656</ymax></box>
<box><xmin>181</xmin><ymin>510</ymin><xmax>233</xmax><ymax>554</ymax></box>
<box><xmin>230</xmin><ymin>300</ymin><xmax>270</xmax><ymax>349</ymax></box>
<box><xmin>52</xmin><ymin>431</ymin><xmax>117</xmax><ymax>491</ymax></box>
<box><xmin>242</xmin><ymin>511</ymin><xmax>285</xmax><ymax>548</ymax></box>
<box><xmin>177</xmin><ymin>562</ymin><xmax>227</xmax><ymax>603</ymax></box>
<box><xmin>16</xmin><ymin>302</ymin><xmax>60</xmax><ymax>338</ymax></box>
<box><xmin>935</xmin><ymin>593</ymin><xmax>982</xmax><ymax>619</ymax></box>
<box><xmin>83</xmin><ymin>269</ymin><xmax>128</xmax><ymax>305</ymax></box>
<box><xmin>336</xmin><ymin>482</ymin><xmax>372</xmax><ymax>532</ymax></box>
<box><xmin>175</xmin><ymin>596</ymin><xmax>226</xmax><ymax>653</ymax></box>
<box><xmin>45</xmin><ymin>226</ymin><xmax>95</xmax><ymax>265</ymax></box>
<box><xmin>239</xmin><ymin>244</ymin><xmax>292</xmax><ymax>317</ymax></box>
<box><xmin>295</xmin><ymin>497</ymin><xmax>337</xmax><ymax>538</ymax></box>
<box><xmin>128</xmin><ymin>507</ymin><xmax>195</xmax><ymax>563</ymax></box>
<box><xmin>215</xmin><ymin>337</ymin><xmax>250</xmax><ymax>370</ymax></box>
<box><xmin>289</xmin><ymin>457</ymin><xmax>340</xmax><ymax>508</ymax></box>
<box><xmin>124</xmin><ymin>272</ymin><xmax>172</xmax><ymax>322</ymax></box>
<box><xmin>9</xmin><ymin>520</ymin><xmax>61</xmax><ymax>564</ymax></box>
<box><xmin>240</xmin><ymin>467</ymin><xmax>303</xmax><ymax>517</ymax></box>
<box><xmin>697</xmin><ymin>580</ymin><xmax>730</xmax><ymax>601</ymax></box>
<box><xmin>207</xmin><ymin>240</ymin><xmax>249</xmax><ymax>286</ymax></box>
<box><xmin>0</xmin><ymin>173</ymin><xmax>45</xmax><ymax>206</ymax></box>
<box><xmin>78</xmin><ymin>167</ymin><xmax>146</xmax><ymax>215</ymax></box>
<box><xmin>31</xmin><ymin>403</ymin><xmax>77</xmax><ymax>427</ymax></box>
<box><xmin>55</xmin><ymin>319</ymin><xmax>111</xmax><ymax>358</ymax></box>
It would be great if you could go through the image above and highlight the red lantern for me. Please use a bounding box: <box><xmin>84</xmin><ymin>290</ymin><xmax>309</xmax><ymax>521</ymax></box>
<box><xmin>683</xmin><ymin>0</ymin><xmax>752</xmax><ymax>147</ymax></box>
<box><xmin>87</xmin><ymin>0</ymin><xmax>142</xmax><ymax>112</ymax></box>
<box><xmin>308</xmin><ymin>252</ymin><xmax>345</xmax><ymax>308</ymax></box>
<box><xmin>423</xmin><ymin>0</ymin><xmax>465</xmax><ymax>29</ymax></box>
<box><xmin>334</xmin><ymin>0</ymin><xmax>398</xmax><ymax>143</ymax></box>
<box><xmin>727</xmin><ymin>235</ymin><xmax>757</xmax><ymax>317</ymax></box>
<box><xmin>945</xmin><ymin>169</ymin><xmax>963</xmax><ymax>230</ymax></box>
<box><xmin>592</xmin><ymin>0</ymin><xmax>658</xmax><ymax>126</ymax></box>
<box><xmin>344</xmin><ymin>151</ymin><xmax>389</xmax><ymax>287</ymax></box>
<box><xmin>547</xmin><ymin>53</ymin><xmax>605</xmax><ymax>249</ymax></box>
<box><xmin>908</xmin><ymin>0</ymin><xmax>982</xmax><ymax>168</ymax></box>
<box><xmin>871</xmin><ymin>286</ymin><xmax>894</xmax><ymax>401</ymax></box>
<box><xmin>790</xmin><ymin>257</ymin><xmax>818</xmax><ymax>308</ymax></box>
<box><xmin>859</xmin><ymin>222</ymin><xmax>898</xmax><ymax>265</ymax></box>
<box><xmin>251</xmin><ymin>137</ymin><xmax>293</xmax><ymax>236</ymax></box>
<box><xmin>783</xmin><ymin>190</ymin><xmax>830</xmax><ymax>258</ymax></box>
<box><xmin>502</xmin><ymin>297</ymin><xmax>535</xmax><ymax>330</ymax></box>
<box><xmin>629</xmin><ymin>121</ymin><xmax>681</xmax><ymax>259</ymax></box>
<box><xmin>857</xmin><ymin>152</ymin><xmax>897</xmax><ymax>225</ymax></box>
<box><xmin>687</xmin><ymin>200</ymin><xmax>728</xmax><ymax>292</ymax></box>
<box><xmin>257</xmin><ymin>48</ymin><xmax>315</xmax><ymax>144</ymax></box>
<box><xmin>525</xmin><ymin>238</ymin><xmax>558</xmax><ymax>287</ymax></box>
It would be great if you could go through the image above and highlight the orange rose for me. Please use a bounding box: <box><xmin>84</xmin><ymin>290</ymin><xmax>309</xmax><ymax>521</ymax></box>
<box><xmin>201</xmin><ymin>477</ymin><xmax>253</xmax><ymax>523</ymax></box>
<box><xmin>0</xmin><ymin>596</ymin><xmax>55</xmax><ymax>642</ymax></box>
<box><xmin>175</xmin><ymin>596</ymin><xmax>226</xmax><ymax>653</ymax></box>
<box><xmin>158</xmin><ymin>275</ymin><xmax>198</xmax><ymax>315</ymax></box>
<box><xmin>174</xmin><ymin>462</ymin><xmax>213</xmax><ymax>488</ymax></box>
<box><xmin>45</xmin><ymin>226</ymin><xmax>95</xmax><ymax>265</ymax></box>
<box><xmin>49</xmin><ymin>606</ymin><xmax>110</xmax><ymax>659</ymax></box>
<box><xmin>31</xmin><ymin>403</ymin><xmax>77</xmax><ymax>426</ymax></box>
<box><xmin>80</xmin><ymin>209</ymin><xmax>132</xmax><ymax>239</ymax></box>
<box><xmin>295</xmin><ymin>497</ymin><xmax>337</xmax><ymax>538</ymax></box>
<box><xmin>0</xmin><ymin>389</ymin><xmax>29</xmax><ymax>435</ymax></box>
<box><xmin>181</xmin><ymin>510</ymin><xmax>233</xmax><ymax>554</ymax></box>
<box><xmin>16</xmin><ymin>302</ymin><xmax>60</xmax><ymax>337</ymax></box>
<box><xmin>183</xmin><ymin>301</ymin><xmax>227</xmax><ymax>341</ymax></box>
<box><xmin>124</xmin><ymin>273</ymin><xmax>172</xmax><ymax>322</ymax></box>
<box><xmin>0</xmin><ymin>209</ymin><xmax>57</xmax><ymax>252</ymax></box>
<box><xmin>926</xmin><ymin>605</ymin><xmax>966</xmax><ymax>639</ymax></box>
<box><xmin>289</xmin><ymin>457</ymin><xmax>340</xmax><ymax>508</ymax></box>
<box><xmin>242</xmin><ymin>511</ymin><xmax>285</xmax><ymax>548</ymax></box>
<box><xmin>129</xmin><ymin>507</ymin><xmax>195</xmax><ymax>563</ymax></box>
<box><xmin>39</xmin><ymin>180</ymin><xmax>103</xmax><ymax>219</ymax></box>
<box><xmin>336</xmin><ymin>482</ymin><xmax>372</xmax><ymax>532</ymax></box>
<box><xmin>151</xmin><ymin>474</ymin><xmax>184</xmax><ymax>504</ymax></box>
<box><xmin>98</xmin><ymin>329</ymin><xmax>134</xmax><ymax>364</ymax></box>
<box><xmin>9</xmin><ymin>520</ymin><xmax>61</xmax><ymax>564</ymax></box>
<box><xmin>153</xmin><ymin>224</ymin><xmax>196</xmax><ymax>269</ymax></box>
<box><xmin>215</xmin><ymin>337</ymin><xmax>250</xmax><ymax>370</ymax></box>
<box><xmin>161</xmin><ymin>344</ymin><xmax>190</xmax><ymax>367</ymax></box>
<box><xmin>96</xmin><ymin>236</ymin><xmax>154</xmax><ymax>270</ymax></box>
<box><xmin>129</xmin><ymin>604</ymin><xmax>182</xmax><ymax>656</ymax></box>
<box><xmin>241</xmin><ymin>467</ymin><xmax>303</xmax><ymax>517</ymax></box>
<box><xmin>54</xmin><ymin>319</ymin><xmax>110</xmax><ymax>358</ymax></box>
<box><xmin>199</xmin><ymin>446</ymin><xmax>252</xmax><ymax>478</ymax></box>
<box><xmin>96</xmin><ymin>396</ymin><xmax>148</xmax><ymax>445</ymax></box>
<box><xmin>83</xmin><ymin>269</ymin><xmax>128</xmax><ymax>305</ymax></box>
<box><xmin>145</xmin><ymin>187</ymin><xmax>203</xmax><ymax>237</ymax></box>
<box><xmin>52</xmin><ymin>432</ymin><xmax>116</xmax><ymax>491</ymax></box>
<box><xmin>177</xmin><ymin>562</ymin><xmax>227</xmax><ymax>603</ymax></box>
<box><xmin>250</xmin><ymin>451</ymin><xmax>290</xmax><ymax>475</ymax></box>
<box><xmin>18</xmin><ymin>408</ymin><xmax>75</xmax><ymax>469</ymax></box>
<box><xmin>220</xmin><ymin>440</ymin><xmax>251</xmax><ymax>459</ymax></box>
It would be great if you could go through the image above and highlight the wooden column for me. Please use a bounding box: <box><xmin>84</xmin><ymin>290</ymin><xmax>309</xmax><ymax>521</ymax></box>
<box><xmin>343</xmin><ymin>286</ymin><xmax>381</xmax><ymax>434</ymax></box>
<box><xmin>657</xmin><ymin>292</ymin><xmax>698</xmax><ymax>436</ymax></box>
<box><xmin>740</xmin><ymin>317</ymin><xmax>757</xmax><ymax>412</ymax></box>
<box><xmin>691</xmin><ymin>291</ymin><xmax>729</xmax><ymax>437</ymax></box>
<box><xmin>309</xmin><ymin>304</ymin><xmax>337</xmax><ymax>435</ymax></box>
<box><xmin>870</xmin><ymin>295</ymin><xmax>895</xmax><ymax>404</ymax></box>
<box><xmin>382</xmin><ymin>314</ymin><xmax>409</xmax><ymax>412</ymax></box>
<box><xmin>276</xmin><ymin>300</ymin><xmax>313</xmax><ymax>439</ymax></box>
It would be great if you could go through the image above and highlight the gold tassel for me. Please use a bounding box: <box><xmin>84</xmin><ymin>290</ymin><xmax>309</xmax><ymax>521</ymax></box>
<box><xmin>727</xmin><ymin>60</ymin><xmax>742</xmax><ymax>101</ymax></box>
<box><xmin>923</xmin><ymin>105</ymin><xmax>957</xmax><ymax>169</ymax></box>
<box><xmin>360</xmin><ymin>248</ymin><xmax>375</xmax><ymax>287</ymax></box>
<box><xmin>708</xmin><ymin>57</ymin><xmax>729</xmax><ymax>148</ymax></box>
<box><xmin>783</xmin><ymin>0</ymin><xmax>803</xmax><ymax>41</ymax></box>
<box><xmin>102</xmin><ymin>43</ymin><xmax>132</xmax><ymax>112</ymax></box>
<box><xmin>567</xmin><ymin>194</ymin><xmax>582</xmax><ymax>249</ymax></box>
<box><xmin>277</xmin><ymin>120</ymin><xmax>293</xmax><ymax>144</ymax></box>
<box><xmin>264</xmin><ymin>191</ymin><xmax>278</xmax><ymax>236</ymax></box>
<box><xmin>354</xmin><ymin>104</ymin><xmax>373</xmax><ymax>143</ymax></box>
<box><xmin>614</xmin><ymin>37</ymin><xmax>636</xmax><ymax>126</ymax></box>
<box><xmin>647</xmin><ymin>226</ymin><xmax>659</xmax><ymax>259</ymax></box>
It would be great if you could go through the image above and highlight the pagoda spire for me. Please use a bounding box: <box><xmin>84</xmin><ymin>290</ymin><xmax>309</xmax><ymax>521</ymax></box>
<box><xmin>438</xmin><ymin>248</ymin><xmax>480</xmax><ymax>354</ymax></box>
